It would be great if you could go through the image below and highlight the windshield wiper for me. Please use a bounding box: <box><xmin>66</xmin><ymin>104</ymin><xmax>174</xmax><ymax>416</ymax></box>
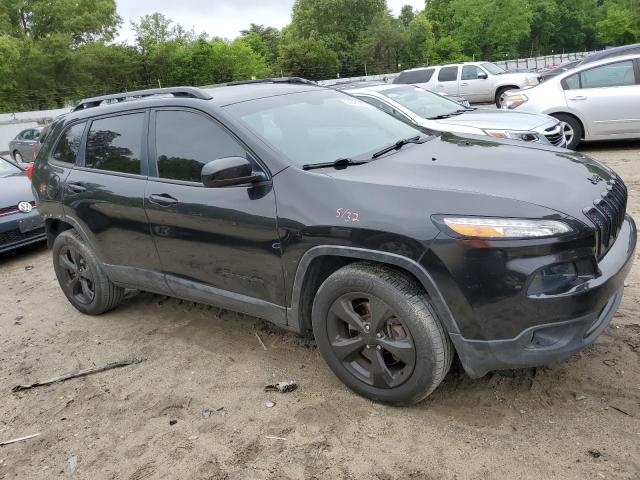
<box><xmin>302</xmin><ymin>158</ymin><xmax>369</xmax><ymax>171</ymax></box>
<box><xmin>429</xmin><ymin>109</ymin><xmax>470</xmax><ymax>120</ymax></box>
<box><xmin>371</xmin><ymin>135</ymin><xmax>425</xmax><ymax>159</ymax></box>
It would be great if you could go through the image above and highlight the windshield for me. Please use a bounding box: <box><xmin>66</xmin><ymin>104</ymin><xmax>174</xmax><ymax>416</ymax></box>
<box><xmin>382</xmin><ymin>86</ymin><xmax>466</xmax><ymax>120</ymax></box>
<box><xmin>0</xmin><ymin>156</ymin><xmax>20</xmax><ymax>175</ymax></box>
<box><xmin>481</xmin><ymin>63</ymin><xmax>506</xmax><ymax>75</ymax></box>
<box><xmin>226</xmin><ymin>89</ymin><xmax>422</xmax><ymax>166</ymax></box>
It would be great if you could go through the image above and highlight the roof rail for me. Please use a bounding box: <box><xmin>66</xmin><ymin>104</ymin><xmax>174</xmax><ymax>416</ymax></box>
<box><xmin>225</xmin><ymin>77</ymin><xmax>318</xmax><ymax>87</ymax></box>
<box><xmin>73</xmin><ymin>87</ymin><xmax>213</xmax><ymax>111</ymax></box>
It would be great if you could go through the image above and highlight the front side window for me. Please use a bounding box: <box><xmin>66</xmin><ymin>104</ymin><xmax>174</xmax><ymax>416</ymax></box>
<box><xmin>438</xmin><ymin>66</ymin><xmax>459</xmax><ymax>82</ymax></box>
<box><xmin>461</xmin><ymin>65</ymin><xmax>483</xmax><ymax>80</ymax></box>
<box><xmin>155</xmin><ymin>110</ymin><xmax>246</xmax><ymax>183</ymax></box>
<box><xmin>581</xmin><ymin>61</ymin><xmax>636</xmax><ymax>89</ymax></box>
<box><xmin>480</xmin><ymin>62</ymin><xmax>506</xmax><ymax>75</ymax></box>
<box><xmin>85</xmin><ymin>114</ymin><xmax>144</xmax><ymax>174</ymax></box>
<box><xmin>52</xmin><ymin>122</ymin><xmax>86</xmax><ymax>164</ymax></box>
<box><xmin>227</xmin><ymin>89</ymin><xmax>423</xmax><ymax>167</ymax></box>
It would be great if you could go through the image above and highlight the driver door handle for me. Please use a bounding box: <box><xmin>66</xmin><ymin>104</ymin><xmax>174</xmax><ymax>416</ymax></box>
<box><xmin>569</xmin><ymin>95</ymin><xmax>587</xmax><ymax>101</ymax></box>
<box><xmin>149</xmin><ymin>193</ymin><xmax>178</xmax><ymax>206</ymax></box>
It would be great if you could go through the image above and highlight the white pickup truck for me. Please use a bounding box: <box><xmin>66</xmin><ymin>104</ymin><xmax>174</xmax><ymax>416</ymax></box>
<box><xmin>393</xmin><ymin>62</ymin><xmax>540</xmax><ymax>107</ymax></box>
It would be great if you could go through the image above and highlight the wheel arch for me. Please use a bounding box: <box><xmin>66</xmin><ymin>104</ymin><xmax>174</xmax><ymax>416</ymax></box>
<box><xmin>287</xmin><ymin>246</ymin><xmax>460</xmax><ymax>338</ymax></box>
<box><xmin>547</xmin><ymin>111</ymin><xmax>587</xmax><ymax>138</ymax></box>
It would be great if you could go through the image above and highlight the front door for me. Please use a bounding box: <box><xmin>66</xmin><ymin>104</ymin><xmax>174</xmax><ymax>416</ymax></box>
<box><xmin>564</xmin><ymin>59</ymin><xmax>640</xmax><ymax>137</ymax></box>
<box><xmin>62</xmin><ymin>111</ymin><xmax>165</xmax><ymax>291</ymax></box>
<box><xmin>144</xmin><ymin>108</ymin><xmax>284</xmax><ymax>309</ymax></box>
<box><xmin>459</xmin><ymin>65</ymin><xmax>492</xmax><ymax>102</ymax></box>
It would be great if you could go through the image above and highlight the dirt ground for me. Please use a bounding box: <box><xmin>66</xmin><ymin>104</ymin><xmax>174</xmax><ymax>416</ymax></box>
<box><xmin>1</xmin><ymin>141</ymin><xmax>640</xmax><ymax>480</ymax></box>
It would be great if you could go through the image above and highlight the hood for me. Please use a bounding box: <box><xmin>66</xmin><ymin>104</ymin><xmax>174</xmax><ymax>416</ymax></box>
<box><xmin>433</xmin><ymin>109</ymin><xmax>555</xmax><ymax>131</ymax></box>
<box><xmin>0</xmin><ymin>172</ymin><xmax>36</xmax><ymax>208</ymax></box>
<box><xmin>326</xmin><ymin>132</ymin><xmax>614</xmax><ymax>223</ymax></box>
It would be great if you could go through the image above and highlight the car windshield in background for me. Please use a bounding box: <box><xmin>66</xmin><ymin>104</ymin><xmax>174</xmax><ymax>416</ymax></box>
<box><xmin>481</xmin><ymin>63</ymin><xmax>506</xmax><ymax>75</ymax></box>
<box><xmin>383</xmin><ymin>86</ymin><xmax>466</xmax><ymax>120</ymax></box>
<box><xmin>0</xmin><ymin>156</ymin><xmax>20</xmax><ymax>175</ymax></box>
<box><xmin>227</xmin><ymin>89</ymin><xmax>423</xmax><ymax>167</ymax></box>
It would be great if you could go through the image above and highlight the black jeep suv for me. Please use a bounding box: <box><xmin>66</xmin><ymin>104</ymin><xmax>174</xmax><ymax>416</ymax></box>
<box><xmin>32</xmin><ymin>81</ymin><xmax>636</xmax><ymax>405</ymax></box>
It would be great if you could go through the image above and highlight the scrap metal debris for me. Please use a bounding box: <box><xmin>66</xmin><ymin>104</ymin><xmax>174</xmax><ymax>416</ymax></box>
<box><xmin>0</xmin><ymin>432</ymin><xmax>40</xmax><ymax>447</ymax></box>
<box><xmin>12</xmin><ymin>359</ymin><xmax>143</xmax><ymax>392</ymax></box>
<box><xmin>264</xmin><ymin>381</ymin><xmax>298</xmax><ymax>393</ymax></box>
<box><xmin>255</xmin><ymin>333</ymin><xmax>268</xmax><ymax>351</ymax></box>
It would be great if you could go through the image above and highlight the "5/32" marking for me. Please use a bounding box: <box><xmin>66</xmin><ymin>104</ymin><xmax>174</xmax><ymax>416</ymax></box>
<box><xmin>336</xmin><ymin>208</ymin><xmax>360</xmax><ymax>223</ymax></box>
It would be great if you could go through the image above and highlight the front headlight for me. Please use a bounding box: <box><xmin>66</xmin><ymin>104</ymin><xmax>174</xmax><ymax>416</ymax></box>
<box><xmin>524</xmin><ymin>76</ymin><xmax>539</xmax><ymax>87</ymax></box>
<box><xmin>502</xmin><ymin>93</ymin><xmax>528</xmax><ymax>110</ymax></box>
<box><xmin>441</xmin><ymin>217</ymin><xmax>572</xmax><ymax>239</ymax></box>
<box><xmin>483</xmin><ymin>129</ymin><xmax>540</xmax><ymax>142</ymax></box>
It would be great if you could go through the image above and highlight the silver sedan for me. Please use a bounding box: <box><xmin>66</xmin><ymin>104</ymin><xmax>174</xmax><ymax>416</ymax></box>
<box><xmin>340</xmin><ymin>83</ymin><xmax>566</xmax><ymax>148</ymax></box>
<box><xmin>8</xmin><ymin>126</ymin><xmax>43</xmax><ymax>163</ymax></box>
<box><xmin>502</xmin><ymin>54</ymin><xmax>640</xmax><ymax>149</ymax></box>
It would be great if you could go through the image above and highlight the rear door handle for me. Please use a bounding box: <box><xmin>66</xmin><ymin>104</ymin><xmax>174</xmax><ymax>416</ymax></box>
<box><xmin>569</xmin><ymin>95</ymin><xmax>587</xmax><ymax>101</ymax></box>
<box><xmin>65</xmin><ymin>182</ymin><xmax>86</xmax><ymax>194</ymax></box>
<box><xmin>149</xmin><ymin>193</ymin><xmax>178</xmax><ymax>206</ymax></box>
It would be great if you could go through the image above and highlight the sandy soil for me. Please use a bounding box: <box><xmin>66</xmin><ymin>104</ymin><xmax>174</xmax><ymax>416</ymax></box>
<box><xmin>1</xmin><ymin>142</ymin><xmax>639</xmax><ymax>480</ymax></box>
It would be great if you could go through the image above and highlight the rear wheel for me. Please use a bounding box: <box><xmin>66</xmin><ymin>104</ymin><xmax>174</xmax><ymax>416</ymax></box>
<box><xmin>552</xmin><ymin>113</ymin><xmax>583</xmax><ymax>149</ymax></box>
<box><xmin>13</xmin><ymin>151</ymin><xmax>23</xmax><ymax>163</ymax></box>
<box><xmin>311</xmin><ymin>263</ymin><xmax>453</xmax><ymax>405</ymax></box>
<box><xmin>52</xmin><ymin>230</ymin><xmax>124</xmax><ymax>315</ymax></box>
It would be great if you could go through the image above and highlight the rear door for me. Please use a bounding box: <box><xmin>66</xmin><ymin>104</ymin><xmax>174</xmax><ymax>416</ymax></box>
<box><xmin>145</xmin><ymin>108</ymin><xmax>284</xmax><ymax>308</ymax></box>
<box><xmin>62</xmin><ymin>111</ymin><xmax>165</xmax><ymax>291</ymax></box>
<box><xmin>19</xmin><ymin>129</ymin><xmax>38</xmax><ymax>161</ymax></box>
<box><xmin>563</xmin><ymin>59</ymin><xmax>640</xmax><ymax>137</ymax></box>
<box><xmin>433</xmin><ymin>66</ymin><xmax>460</xmax><ymax>96</ymax></box>
<box><xmin>459</xmin><ymin>65</ymin><xmax>492</xmax><ymax>102</ymax></box>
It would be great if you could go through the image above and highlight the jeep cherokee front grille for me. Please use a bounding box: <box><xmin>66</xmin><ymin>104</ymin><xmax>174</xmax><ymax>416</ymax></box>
<box><xmin>584</xmin><ymin>178</ymin><xmax>627</xmax><ymax>258</ymax></box>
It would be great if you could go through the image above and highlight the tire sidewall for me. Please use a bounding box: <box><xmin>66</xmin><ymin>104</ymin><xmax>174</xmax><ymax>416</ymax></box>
<box><xmin>52</xmin><ymin>230</ymin><xmax>109</xmax><ymax>315</ymax></box>
<box><xmin>312</xmin><ymin>267</ymin><xmax>446</xmax><ymax>405</ymax></box>
<box><xmin>553</xmin><ymin>114</ymin><xmax>582</xmax><ymax>150</ymax></box>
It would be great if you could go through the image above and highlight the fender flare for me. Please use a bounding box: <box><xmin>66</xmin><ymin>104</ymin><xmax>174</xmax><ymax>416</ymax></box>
<box><xmin>286</xmin><ymin>245</ymin><xmax>460</xmax><ymax>336</ymax></box>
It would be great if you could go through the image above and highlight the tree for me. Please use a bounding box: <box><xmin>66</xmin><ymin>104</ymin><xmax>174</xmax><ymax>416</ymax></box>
<box><xmin>399</xmin><ymin>5</ymin><xmax>416</xmax><ymax>27</ymax></box>
<box><xmin>240</xmin><ymin>24</ymin><xmax>280</xmax><ymax>65</ymax></box>
<box><xmin>279</xmin><ymin>36</ymin><xmax>341</xmax><ymax>80</ymax></box>
<box><xmin>356</xmin><ymin>12</ymin><xmax>405</xmax><ymax>73</ymax></box>
<box><xmin>400</xmin><ymin>12</ymin><xmax>435</xmax><ymax>67</ymax></box>
<box><xmin>596</xmin><ymin>1</ymin><xmax>640</xmax><ymax>45</ymax></box>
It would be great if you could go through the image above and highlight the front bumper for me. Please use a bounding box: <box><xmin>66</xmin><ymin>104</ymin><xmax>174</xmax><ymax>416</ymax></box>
<box><xmin>448</xmin><ymin>215</ymin><xmax>636</xmax><ymax>378</ymax></box>
<box><xmin>0</xmin><ymin>210</ymin><xmax>46</xmax><ymax>253</ymax></box>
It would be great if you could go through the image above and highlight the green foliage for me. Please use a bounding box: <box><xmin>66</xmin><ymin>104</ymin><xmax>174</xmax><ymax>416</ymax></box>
<box><xmin>1</xmin><ymin>0</ymin><xmax>639</xmax><ymax>113</ymax></box>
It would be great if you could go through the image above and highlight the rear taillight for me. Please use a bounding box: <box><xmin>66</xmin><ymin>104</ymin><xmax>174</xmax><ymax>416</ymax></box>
<box><xmin>26</xmin><ymin>163</ymin><xmax>34</xmax><ymax>180</ymax></box>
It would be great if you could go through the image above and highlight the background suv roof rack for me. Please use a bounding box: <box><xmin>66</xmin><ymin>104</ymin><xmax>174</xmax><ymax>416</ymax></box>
<box><xmin>73</xmin><ymin>86</ymin><xmax>213</xmax><ymax>111</ymax></box>
<box><xmin>225</xmin><ymin>77</ymin><xmax>317</xmax><ymax>87</ymax></box>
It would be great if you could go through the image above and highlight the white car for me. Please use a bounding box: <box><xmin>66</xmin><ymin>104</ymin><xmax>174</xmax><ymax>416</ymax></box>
<box><xmin>393</xmin><ymin>62</ymin><xmax>540</xmax><ymax>107</ymax></box>
<box><xmin>337</xmin><ymin>83</ymin><xmax>566</xmax><ymax>147</ymax></box>
<box><xmin>502</xmin><ymin>54</ymin><xmax>640</xmax><ymax>149</ymax></box>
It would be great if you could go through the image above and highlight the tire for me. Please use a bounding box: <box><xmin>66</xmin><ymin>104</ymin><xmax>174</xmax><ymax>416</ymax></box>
<box><xmin>13</xmin><ymin>151</ymin><xmax>23</xmax><ymax>163</ymax></box>
<box><xmin>311</xmin><ymin>263</ymin><xmax>453</xmax><ymax>405</ymax></box>
<box><xmin>495</xmin><ymin>87</ymin><xmax>513</xmax><ymax>108</ymax></box>
<box><xmin>551</xmin><ymin>113</ymin><xmax>583</xmax><ymax>150</ymax></box>
<box><xmin>52</xmin><ymin>230</ymin><xmax>124</xmax><ymax>315</ymax></box>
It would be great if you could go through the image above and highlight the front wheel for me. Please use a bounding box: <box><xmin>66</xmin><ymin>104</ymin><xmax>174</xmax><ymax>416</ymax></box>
<box><xmin>495</xmin><ymin>87</ymin><xmax>513</xmax><ymax>108</ymax></box>
<box><xmin>311</xmin><ymin>263</ymin><xmax>453</xmax><ymax>405</ymax></box>
<box><xmin>52</xmin><ymin>230</ymin><xmax>124</xmax><ymax>315</ymax></box>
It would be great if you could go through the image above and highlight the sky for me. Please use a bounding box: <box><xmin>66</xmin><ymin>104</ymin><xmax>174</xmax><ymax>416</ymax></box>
<box><xmin>115</xmin><ymin>0</ymin><xmax>426</xmax><ymax>43</ymax></box>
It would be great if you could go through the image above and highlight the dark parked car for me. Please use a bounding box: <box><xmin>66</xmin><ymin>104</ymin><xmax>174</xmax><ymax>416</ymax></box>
<box><xmin>9</xmin><ymin>126</ymin><xmax>43</xmax><ymax>163</ymax></box>
<box><xmin>578</xmin><ymin>43</ymin><xmax>640</xmax><ymax>66</ymax></box>
<box><xmin>539</xmin><ymin>59</ymin><xmax>582</xmax><ymax>82</ymax></box>
<box><xmin>0</xmin><ymin>155</ymin><xmax>45</xmax><ymax>253</ymax></box>
<box><xmin>32</xmin><ymin>82</ymin><xmax>636</xmax><ymax>405</ymax></box>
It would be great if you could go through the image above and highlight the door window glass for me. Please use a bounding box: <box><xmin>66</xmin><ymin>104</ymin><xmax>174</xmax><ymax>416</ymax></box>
<box><xmin>564</xmin><ymin>73</ymin><xmax>581</xmax><ymax>90</ymax></box>
<box><xmin>85</xmin><ymin>113</ymin><xmax>144</xmax><ymax>174</ymax></box>
<box><xmin>52</xmin><ymin>122</ymin><xmax>86</xmax><ymax>164</ymax></box>
<box><xmin>155</xmin><ymin>110</ymin><xmax>246</xmax><ymax>183</ymax></box>
<box><xmin>461</xmin><ymin>65</ymin><xmax>483</xmax><ymax>80</ymax></box>
<box><xmin>396</xmin><ymin>69</ymin><xmax>434</xmax><ymax>84</ymax></box>
<box><xmin>580</xmin><ymin>61</ymin><xmax>636</xmax><ymax>89</ymax></box>
<box><xmin>438</xmin><ymin>66</ymin><xmax>459</xmax><ymax>82</ymax></box>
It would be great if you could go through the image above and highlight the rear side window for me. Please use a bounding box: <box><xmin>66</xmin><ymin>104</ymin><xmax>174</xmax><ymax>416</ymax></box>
<box><xmin>85</xmin><ymin>114</ymin><xmax>144</xmax><ymax>174</ymax></box>
<box><xmin>52</xmin><ymin>122</ymin><xmax>86</xmax><ymax>164</ymax></box>
<box><xmin>155</xmin><ymin>110</ymin><xmax>245</xmax><ymax>183</ymax></box>
<box><xmin>438</xmin><ymin>66</ymin><xmax>459</xmax><ymax>82</ymax></box>
<box><xmin>395</xmin><ymin>69</ymin><xmax>434</xmax><ymax>84</ymax></box>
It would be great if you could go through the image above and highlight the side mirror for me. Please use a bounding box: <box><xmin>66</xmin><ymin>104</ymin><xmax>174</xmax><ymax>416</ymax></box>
<box><xmin>477</xmin><ymin>72</ymin><xmax>488</xmax><ymax>80</ymax></box>
<box><xmin>201</xmin><ymin>157</ymin><xmax>262</xmax><ymax>188</ymax></box>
